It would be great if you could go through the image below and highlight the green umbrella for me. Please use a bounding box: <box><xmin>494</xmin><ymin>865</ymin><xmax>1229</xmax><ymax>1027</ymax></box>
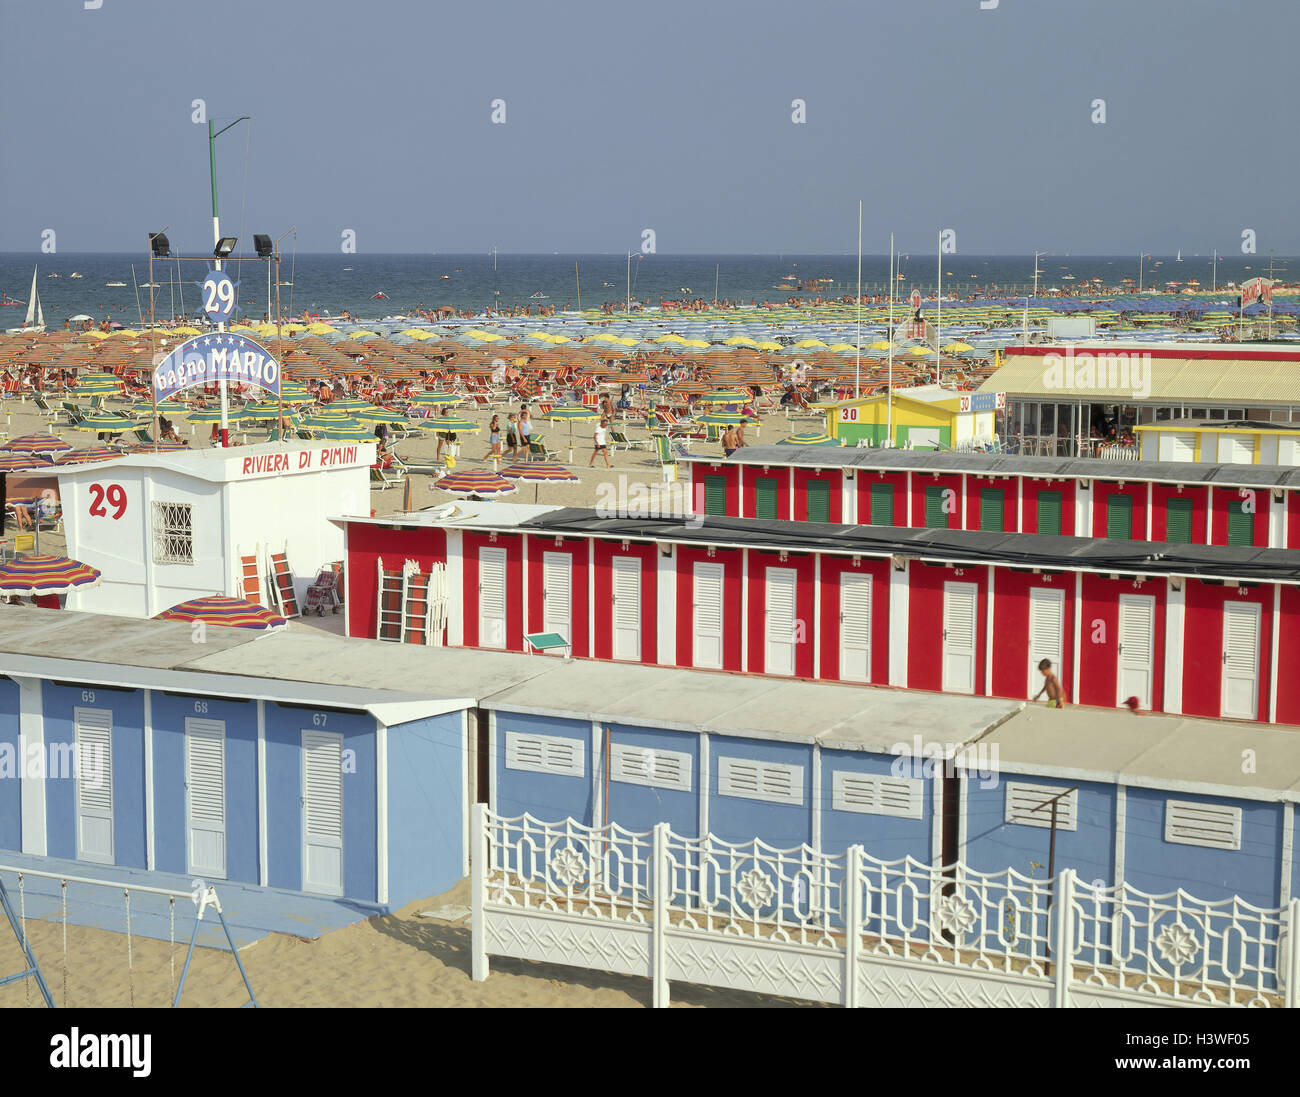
<box><xmin>544</xmin><ymin>406</ymin><xmax>600</xmax><ymax>422</ymax></box>
<box><xmin>322</xmin><ymin>397</ymin><xmax>372</xmax><ymax>412</ymax></box>
<box><xmin>695</xmin><ymin>410</ymin><xmax>747</xmax><ymax>426</ymax></box>
<box><xmin>408</xmin><ymin>391</ymin><xmax>462</xmax><ymax>405</ymax></box>
<box><xmin>698</xmin><ymin>389</ymin><xmax>749</xmax><ymax>405</ymax></box>
<box><xmin>75</xmin><ymin>411</ymin><xmax>138</xmax><ymax>433</ymax></box>
<box><xmin>427</xmin><ymin>415</ymin><xmax>482</xmax><ymax>433</ymax></box>
<box><xmin>300</xmin><ymin>413</ymin><xmax>364</xmax><ymax>431</ymax></box>
<box><xmin>185</xmin><ymin>408</ymin><xmax>232</xmax><ymax>424</ymax></box>
<box><xmin>317</xmin><ymin>423</ymin><xmax>375</xmax><ymax>441</ymax></box>
<box><xmin>353</xmin><ymin>406</ymin><xmax>409</xmax><ymax>424</ymax></box>
<box><xmin>777</xmin><ymin>432</ymin><xmax>839</xmax><ymax>446</ymax></box>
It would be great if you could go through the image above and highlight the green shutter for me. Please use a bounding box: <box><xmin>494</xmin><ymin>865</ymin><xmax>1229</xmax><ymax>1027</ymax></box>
<box><xmin>755</xmin><ymin>476</ymin><xmax>778</xmax><ymax>520</ymax></box>
<box><xmin>1036</xmin><ymin>490</ymin><xmax>1062</xmax><ymax>536</ymax></box>
<box><xmin>1106</xmin><ymin>494</ymin><xmax>1133</xmax><ymax>540</ymax></box>
<box><xmin>869</xmin><ymin>482</ymin><xmax>894</xmax><ymax>526</ymax></box>
<box><xmin>806</xmin><ymin>480</ymin><xmax>830</xmax><ymax>524</ymax></box>
<box><xmin>1165</xmin><ymin>498</ymin><xmax>1193</xmax><ymax>544</ymax></box>
<box><xmin>1227</xmin><ymin>500</ymin><xmax>1254</xmax><ymax>546</ymax></box>
<box><xmin>704</xmin><ymin>474</ymin><xmax>726</xmax><ymax>516</ymax></box>
<box><xmin>979</xmin><ymin>488</ymin><xmax>1004</xmax><ymax>532</ymax></box>
<box><xmin>925</xmin><ymin>485</ymin><xmax>948</xmax><ymax>529</ymax></box>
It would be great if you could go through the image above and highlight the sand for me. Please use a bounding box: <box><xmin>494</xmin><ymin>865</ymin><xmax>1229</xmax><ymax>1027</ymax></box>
<box><xmin>0</xmin><ymin>878</ymin><xmax>824</xmax><ymax>1008</ymax></box>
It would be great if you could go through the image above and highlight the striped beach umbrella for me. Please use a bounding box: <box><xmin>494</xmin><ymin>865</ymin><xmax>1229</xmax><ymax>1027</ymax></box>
<box><xmin>544</xmin><ymin>405</ymin><xmax>599</xmax><ymax>422</ymax></box>
<box><xmin>0</xmin><ymin>555</ymin><xmax>101</xmax><ymax>597</ymax></box>
<box><xmin>431</xmin><ymin>469</ymin><xmax>518</xmax><ymax>498</ymax></box>
<box><xmin>317</xmin><ymin>423</ymin><xmax>376</xmax><ymax>441</ymax></box>
<box><xmin>235</xmin><ymin>403</ymin><xmax>287</xmax><ymax>423</ymax></box>
<box><xmin>353</xmin><ymin>406</ymin><xmax>409</xmax><ymax>424</ymax></box>
<box><xmin>74</xmin><ymin>412</ymin><xmax>138</xmax><ymax>434</ymax></box>
<box><xmin>777</xmin><ymin>432</ymin><xmax>839</xmax><ymax>446</ymax></box>
<box><xmin>321</xmin><ymin>398</ymin><xmax>372</xmax><ymax>412</ymax></box>
<box><xmin>2</xmin><ymin>434</ymin><xmax>73</xmax><ymax>455</ymax></box>
<box><xmin>695</xmin><ymin>410</ymin><xmax>747</xmax><ymax>426</ymax></box>
<box><xmin>408</xmin><ymin>391</ymin><xmax>462</xmax><ymax>405</ymax></box>
<box><xmin>55</xmin><ymin>446</ymin><xmax>121</xmax><ymax>464</ymax></box>
<box><xmin>0</xmin><ymin>452</ymin><xmax>54</xmax><ymax>471</ymax></box>
<box><xmin>185</xmin><ymin>408</ymin><xmax>233</xmax><ymax>424</ymax></box>
<box><xmin>299</xmin><ymin>412</ymin><xmax>363</xmax><ymax>431</ymax></box>
<box><xmin>500</xmin><ymin>461</ymin><xmax>578</xmax><ymax>503</ymax></box>
<box><xmin>426</xmin><ymin>415</ymin><xmax>482</xmax><ymax>433</ymax></box>
<box><xmin>156</xmin><ymin>595</ymin><xmax>288</xmax><ymax>631</ymax></box>
<box><xmin>698</xmin><ymin>389</ymin><xmax>749</xmax><ymax>405</ymax></box>
<box><xmin>127</xmin><ymin>441</ymin><xmax>192</xmax><ymax>453</ymax></box>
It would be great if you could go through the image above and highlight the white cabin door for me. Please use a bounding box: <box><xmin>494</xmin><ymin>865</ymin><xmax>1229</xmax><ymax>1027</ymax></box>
<box><xmin>478</xmin><ymin>547</ymin><xmax>507</xmax><ymax>649</ymax></box>
<box><xmin>942</xmin><ymin>582</ymin><xmax>978</xmax><ymax>694</ymax></box>
<box><xmin>74</xmin><ymin>707</ymin><xmax>113</xmax><ymax>865</ymax></box>
<box><xmin>1221</xmin><ymin>601</ymin><xmax>1261</xmax><ymax>720</ymax></box>
<box><xmin>541</xmin><ymin>552</ymin><xmax>572</xmax><ymax>644</ymax></box>
<box><xmin>764</xmin><ymin>567</ymin><xmax>798</xmax><ymax>676</ymax></box>
<box><xmin>692</xmin><ymin>561</ymin><xmax>725</xmax><ymax>670</ymax></box>
<box><xmin>611</xmin><ymin>556</ymin><xmax>642</xmax><ymax>662</ymax></box>
<box><xmin>1117</xmin><ymin>594</ymin><xmax>1155</xmax><ymax>710</ymax></box>
<box><xmin>185</xmin><ymin>718</ymin><xmax>227</xmax><ymax>879</ymax></box>
<box><xmin>839</xmin><ymin>571</ymin><xmax>872</xmax><ymax>683</ymax></box>
<box><xmin>301</xmin><ymin>729</ymin><xmax>344</xmax><ymax>897</ymax></box>
<box><xmin>1027</xmin><ymin>587</ymin><xmax>1066</xmax><ymax>698</ymax></box>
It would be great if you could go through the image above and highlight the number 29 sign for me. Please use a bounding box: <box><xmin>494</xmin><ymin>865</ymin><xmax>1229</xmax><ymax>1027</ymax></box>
<box><xmin>201</xmin><ymin>269</ymin><xmax>237</xmax><ymax>323</ymax></box>
<box><xmin>88</xmin><ymin>482</ymin><xmax>128</xmax><ymax>520</ymax></box>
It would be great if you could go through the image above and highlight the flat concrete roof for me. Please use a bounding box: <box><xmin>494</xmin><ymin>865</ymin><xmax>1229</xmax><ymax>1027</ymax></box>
<box><xmin>969</xmin><ymin>706</ymin><xmax>1300</xmax><ymax>803</ymax></box>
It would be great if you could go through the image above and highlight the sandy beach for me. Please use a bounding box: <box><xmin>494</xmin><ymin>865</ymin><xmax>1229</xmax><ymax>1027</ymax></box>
<box><xmin>0</xmin><ymin>878</ymin><xmax>824</xmax><ymax>1008</ymax></box>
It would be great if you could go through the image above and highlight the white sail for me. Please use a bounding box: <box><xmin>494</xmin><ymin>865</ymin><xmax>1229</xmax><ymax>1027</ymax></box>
<box><xmin>23</xmin><ymin>267</ymin><xmax>37</xmax><ymax>327</ymax></box>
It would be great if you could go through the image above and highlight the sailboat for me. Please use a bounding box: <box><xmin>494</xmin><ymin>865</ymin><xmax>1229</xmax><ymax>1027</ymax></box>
<box><xmin>1176</xmin><ymin>250</ymin><xmax>1183</xmax><ymax>261</ymax></box>
<box><xmin>5</xmin><ymin>267</ymin><xmax>45</xmax><ymax>334</ymax></box>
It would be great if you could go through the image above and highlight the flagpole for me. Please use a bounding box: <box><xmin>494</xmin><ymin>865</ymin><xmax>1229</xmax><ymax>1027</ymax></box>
<box><xmin>887</xmin><ymin>233</ymin><xmax>894</xmax><ymax>446</ymax></box>
<box><xmin>855</xmin><ymin>201</ymin><xmax>862</xmax><ymax>400</ymax></box>
<box><xmin>936</xmin><ymin>229</ymin><xmax>942</xmax><ymax>385</ymax></box>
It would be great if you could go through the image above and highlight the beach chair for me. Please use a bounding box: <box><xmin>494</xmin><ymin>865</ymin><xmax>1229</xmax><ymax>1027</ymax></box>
<box><xmin>527</xmin><ymin>436</ymin><xmax>560</xmax><ymax>462</ymax></box>
<box><xmin>31</xmin><ymin>396</ymin><xmax>59</xmax><ymax>422</ymax></box>
<box><xmin>370</xmin><ymin>464</ymin><xmax>404</xmax><ymax>490</ymax></box>
<box><xmin>132</xmin><ymin>427</ymin><xmax>155</xmax><ymax>446</ymax></box>
<box><xmin>609</xmin><ymin>428</ymin><xmax>648</xmax><ymax>451</ymax></box>
<box><xmin>524</xmin><ymin>631</ymin><xmax>572</xmax><ymax>659</ymax></box>
<box><xmin>653</xmin><ymin>434</ymin><xmax>676</xmax><ymax>468</ymax></box>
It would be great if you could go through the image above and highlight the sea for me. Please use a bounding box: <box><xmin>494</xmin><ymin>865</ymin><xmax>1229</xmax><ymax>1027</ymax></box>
<box><xmin>0</xmin><ymin>253</ymin><xmax>1290</xmax><ymax>326</ymax></box>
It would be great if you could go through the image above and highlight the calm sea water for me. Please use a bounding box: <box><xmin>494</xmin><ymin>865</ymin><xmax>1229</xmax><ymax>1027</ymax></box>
<box><xmin>0</xmin><ymin>253</ymin><xmax>1288</xmax><ymax>325</ymax></box>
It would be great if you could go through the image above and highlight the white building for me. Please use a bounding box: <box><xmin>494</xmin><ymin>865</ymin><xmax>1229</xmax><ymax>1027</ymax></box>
<box><xmin>59</xmin><ymin>441</ymin><xmax>374</xmax><ymax>618</ymax></box>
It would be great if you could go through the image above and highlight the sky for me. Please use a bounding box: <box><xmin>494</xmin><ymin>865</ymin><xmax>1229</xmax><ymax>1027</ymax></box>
<box><xmin>1</xmin><ymin>0</ymin><xmax>1296</xmax><ymax>255</ymax></box>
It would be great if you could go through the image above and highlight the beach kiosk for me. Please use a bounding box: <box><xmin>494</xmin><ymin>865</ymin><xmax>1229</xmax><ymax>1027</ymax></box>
<box><xmin>56</xmin><ymin>331</ymin><xmax>374</xmax><ymax>618</ymax></box>
<box><xmin>58</xmin><ymin>441</ymin><xmax>373</xmax><ymax>619</ymax></box>
<box><xmin>822</xmin><ymin>385</ymin><xmax>1000</xmax><ymax>449</ymax></box>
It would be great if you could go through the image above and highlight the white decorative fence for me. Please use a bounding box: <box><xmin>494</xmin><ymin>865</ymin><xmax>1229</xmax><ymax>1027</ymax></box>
<box><xmin>470</xmin><ymin>806</ymin><xmax>1300</xmax><ymax>1008</ymax></box>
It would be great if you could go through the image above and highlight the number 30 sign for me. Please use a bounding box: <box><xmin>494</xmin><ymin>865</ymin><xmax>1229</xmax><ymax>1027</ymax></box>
<box><xmin>201</xmin><ymin>270</ymin><xmax>236</xmax><ymax>323</ymax></box>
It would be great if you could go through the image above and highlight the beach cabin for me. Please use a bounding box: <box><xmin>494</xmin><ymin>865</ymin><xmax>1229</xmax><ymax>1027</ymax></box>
<box><xmin>682</xmin><ymin>447</ymin><xmax>1297</xmax><ymax>549</ymax></box>
<box><xmin>821</xmin><ymin>385</ymin><xmax>999</xmax><ymax>450</ymax></box>
<box><xmin>0</xmin><ymin>608</ymin><xmax>472</xmax><ymax>909</ymax></box>
<box><xmin>57</xmin><ymin>441</ymin><xmax>373</xmax><ymax>619</ymax></box>
<box><xmin>336</xmin><ymin>503</ymin><xmax>1300</xmax><ymax>726</ymax></box>
<box><xmin>960</xmin><ymin>706</ymin><xmax>1300</xmax><ymax>912</ymax></box>
<box><xmin>1135</xmin><ymin>419</ymin><xmax>1300</xmax><ymax>467</ymax></box>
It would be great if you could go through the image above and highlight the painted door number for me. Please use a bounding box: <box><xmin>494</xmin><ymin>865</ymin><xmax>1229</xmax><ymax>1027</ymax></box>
<box><xmin>88</xmin><ymin>483</ymin><xmax>127</xmax><ymax>520</ymax></box>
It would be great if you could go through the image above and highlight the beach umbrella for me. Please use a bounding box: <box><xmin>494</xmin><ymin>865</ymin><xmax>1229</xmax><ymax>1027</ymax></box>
<box><xmin>321</xmin><ymin>397</ymin><xmax>372</xmax><ymax>412</ymax></box>
<box><xmin>74</xmin><ymin>412</ymin><xmax>138</xmax><ymax>434</ymax></box>
<box><xmin>777</xmin><ymin>432</ymin><xmax>839</xmax><ymax>446</ymax></box>
<box><xmin>352</xmin><ymin>405</ymin><xmax>409</xmax><ymax>424</ymax></box>
<box><xmin>156</xmin><ymin>595</ymin><xmax>288</xmax><ymax>631</ymax></box>
<box><xmin>408</xmin><ymin>391</ymin><xmax>462</xmax><ymax>405</ymax></box>
<box><xmin>0</xmin><ymin>453</ymin><xmax>54</xmax><ymax>472</ymax></box>
<box><xmin>431</xmin><ymin>469</ymin><xmax>517</xmax><ymax>498</ymax></box>
<box><xmin>299</xmin><ymin>412</ymin><xmax>361</xmax><ymax>431</ymax></box>
<box><xmin>54</xmin><ymin>446</ymin><xmax>120</xmax><ymax>465</ymax></box>
<box><xmin>500</xmin><ymin>461</ymin><xmax>579</xmax><ymax>502</ymax></box>
<box><xmin>695</xmin><ymin>410</ymin><xmax>747</xmax><ymax>426</ymax></box>
<box><xmin>235</xmin><ymin>403</ymin><xmax>287</xmax><ymax>423</ymax></box>
<box><xmin>317</xmin><ymin>423</ymin><xmax>376</xmax><ymax>442</ymax></box>
<box><xmin>127</xmin><ymin>440</ymin><xmax>192</xmax><ymax>453</ymax></box>
<box><xmin>185</xmin><ymin>408</ymin><xmax>234</xmax><ymax>424</ymax></box>
<box><xmin>0</xmin><ymin>555</ymin><xmax>101</xmax><ymax>598</ymax></box>
<box><xmin>425</xmin><ymin>415</ymin><xmax>482</xmax><ymax>433</ymax></box>
<box><xmin>2</xmin><ymin>434</ymin><xmax>73</xmax><ymax>455</ymax></box>
<box><xmin>698</xmin><ymin>389</ymin><xmax>749</xmax><ymax>405</ymax></box>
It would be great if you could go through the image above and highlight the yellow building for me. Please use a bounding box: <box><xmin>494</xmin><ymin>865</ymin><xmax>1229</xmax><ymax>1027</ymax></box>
<box><xmin>820</xmin><ymin>385</ymin><xmax>1001</xmax><ymax>449</ymax></box>
<box><xmin>1135</xmin><ymin>419</ymin><xmax>1300</xmax><ymax>465</ymax></box>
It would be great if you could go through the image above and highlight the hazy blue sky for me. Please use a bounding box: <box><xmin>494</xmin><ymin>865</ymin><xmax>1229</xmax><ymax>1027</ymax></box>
<box><xmin>1</xmin><ymin>0</ymin><xmax>1295</xmax><ymax>255</ymax></box>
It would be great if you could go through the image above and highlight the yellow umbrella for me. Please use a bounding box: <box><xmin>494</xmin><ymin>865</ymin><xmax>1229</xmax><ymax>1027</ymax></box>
<box><xmin>943</xmin><ymin>341</ymin><xmax>974</xmax><ymax>353</ymax></box>
<box><xmin>907</xmin><ymin>344</ymin><xmax>933</xmax><ymax>356</ymax></box>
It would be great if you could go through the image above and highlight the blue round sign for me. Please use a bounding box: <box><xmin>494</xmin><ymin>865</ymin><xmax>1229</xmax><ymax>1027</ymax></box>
<box><xmin>201</xmin><ymin>270</ymin><xmax>237</xmax><ymax>323</ymax></box>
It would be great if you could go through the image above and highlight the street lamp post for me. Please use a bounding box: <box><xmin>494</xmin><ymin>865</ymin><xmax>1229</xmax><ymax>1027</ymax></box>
<box><xmin>208</xmin><ymin>116</ymin><xmax>250</xmax><ymax>447</ymax></box>
<box><xmin>1033</xmin><ymin>251</ymin><xmax>1045</xmax><ymax>298</ymax></box>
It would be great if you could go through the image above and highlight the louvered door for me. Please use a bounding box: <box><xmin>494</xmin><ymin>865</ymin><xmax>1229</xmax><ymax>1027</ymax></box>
<box><xmin>942</xmin><ymin>581</ymin><xmax>978</xmax><ymax>694</ymax></box>
<box><xmin>611</xmin><ymin>556</ymin><xmax>642</xmax><ymax>662</ymax></box>
<box><xmin>692</xmin><ymin>562</ymin><xmax>724</xmax><ymax>669</ymax></box>
<box><xmin>75</xmin><ymin>707</ymin><xmax>113</xmax><ymax>865</ymax></box>
<box><xmin>301</xmin><ymin>729</ymin><xmax>344</xmax><ymax>896</ymax></box>
<box><xmin>186</xmin><ymin>718</ymin><xmax>227</xmax><ymax>878</ymax></box>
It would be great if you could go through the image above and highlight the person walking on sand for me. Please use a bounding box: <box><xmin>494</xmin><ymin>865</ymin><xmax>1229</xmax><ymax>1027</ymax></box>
<box><xmin>590</xmin><ymin>417</ymin><xmax>611</xmax><ymax>467</ymax></box>
<box><xmin>505</xmin><ymin>413</ymin><xmax>520</xmax><ymax>461</ymax></box>
<box><xmin>1033</xmin><ymin>659</ymin><xmax>1066</xmax><ymax>708</ymax></box>
<box><xmin>487</xmin><ymin>414</ymin><xmax>502</xmax><ymax>458</ymax></box>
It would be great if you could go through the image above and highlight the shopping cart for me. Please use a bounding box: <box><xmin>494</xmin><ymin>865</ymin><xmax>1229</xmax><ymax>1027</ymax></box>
<box><xmin>302</xmin><ymin>564</ymin><xmax>342</xmax><ymax>616</ymax></box>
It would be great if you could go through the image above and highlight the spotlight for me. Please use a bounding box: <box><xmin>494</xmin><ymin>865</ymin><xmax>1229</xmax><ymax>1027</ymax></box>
<box><xmin>214</xmin><ymin>237</ymin><xmax>238</xmax><ymax>258</ymax></box>
<box><xmin>253</xmin><ymin>234</ymin><xmax>273</xmax><ymax>259</ymax></box>
<box><xmin>149</xmin><ymin>232</ymin><xmax>171</xmax><ymax>258</ymax></box>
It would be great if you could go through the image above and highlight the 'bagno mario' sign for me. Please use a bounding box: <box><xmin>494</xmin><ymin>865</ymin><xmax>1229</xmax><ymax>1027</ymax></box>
<box><xmin>152</xmin><ymin>333</ymin><xmax>280</xmax><ymax>400</ymax></box>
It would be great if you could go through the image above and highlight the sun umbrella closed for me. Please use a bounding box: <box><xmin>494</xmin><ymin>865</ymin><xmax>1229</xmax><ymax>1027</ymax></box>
<box><xmin>156</xmin><ymin>595</ymin><xmax>288</xmax><ymax>631</ymax></box>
